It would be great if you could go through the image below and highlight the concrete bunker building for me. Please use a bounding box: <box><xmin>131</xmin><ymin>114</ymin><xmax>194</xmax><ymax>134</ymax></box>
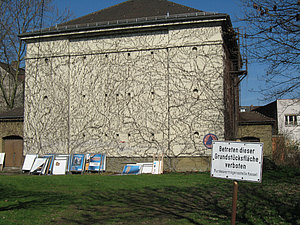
<box><xmin>20</xmin><ymin>0</ymin><xmax>243</xmax><ymax>171</ymax></box>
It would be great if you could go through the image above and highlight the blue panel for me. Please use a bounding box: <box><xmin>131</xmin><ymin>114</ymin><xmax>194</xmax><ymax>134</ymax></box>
<box><xmin>87</xmin><ymin>154</ymin><xmax>106</xmax><ymax>171</ymax></box>
<box><xmin>122</xmin><ymin>165</ymin><xmax>141</xmax><ymax>175</ymax></box>
<box><xmin>70</xmin><ymin>154</ymin><xmax>85</xmax><ymax>172</ymax></box>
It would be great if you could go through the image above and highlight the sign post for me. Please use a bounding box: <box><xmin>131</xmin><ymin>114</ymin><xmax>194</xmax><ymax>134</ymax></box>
<box><xmin>231</xmin><ymin>181</ymin><xmax>238</xmax><ymax>225</ymax></box>
<box><xmin>211</xmin><ymin>141</ymin><xmax>263</xmax><ymax>224</ymax></box>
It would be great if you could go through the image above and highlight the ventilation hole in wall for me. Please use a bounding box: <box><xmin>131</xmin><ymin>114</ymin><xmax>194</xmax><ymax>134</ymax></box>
<box><xmin>151</xmin><ymin>133</ymin><xmax>155</xmax><ymax>136</ymax></box>
<box><xmin>105</xmin><ymin>133</ymin><xmax>108</xmax><ymax>136</ymax></box>
<box><xmin>128</xmin><ymin>53</ymin><xmax>131</xmax><ymax>56</ymax></box>
<box><xmin>151</xmin><ymin>91</ymin><xmax>155</xmax><ymax>95</ymax></box>
<box><xmin>128</xmin><ymin>93</ymin><xmax>131</xmax><ymax>96</ymax></box>
<box><xmin>151</xmin><ymin>51</ymin><xmax>154</xmax><ymax>55</ymax></box>
<box><xmin>43</xmin><ymin>96</ymin><xmax>48</xmax><ymax>100</ymax></box>
<box><xmin>192</xmin><ymin>47</ymin><xmax>197</xmax><ymax>51</ymax></box>
<box><xmin>45</xmin><ymin>58</ymin><xmax>48</xmax><ymax>63</ymax></box>
<box><xmin>83</xmin><ymin>133</ymin><xmax>85</xmax><ymax>137</ymax></box>
<box><xmin>105</xmin><ymin>93</ymin><xmax>108</xmax><ymax>97</ymax></box>
<box><xmin>83</xmin><ymin>94</ymin><xmax>86</xmax><ymax>98</ymax></box>
<box><xmin>193</xmin><ymin>88</ymin><xmax>198</xmax><ymax>93</ymax></box>
<box><xmin>105</xmin><ymin>54</ymin><xmax>108</xmax><ymax>58</ymax></box>
<box><xmin>116</xmin><ymin>93</ymin><xmax>119</xmax><ymax>97</ymax></box>
<box><xmin>128</xmin><ymin>133</ymin><xmax>131</xmax><ymax>137</ymax></box>
<box><xmin>116</xmin><ymin>134</ymin><xmax>119</xmax><ymax>137</ymax></box>
<box><xmin>194</xmin><ymin>131</ymin><xmax>199</xmax><ymax>136</ymax></box>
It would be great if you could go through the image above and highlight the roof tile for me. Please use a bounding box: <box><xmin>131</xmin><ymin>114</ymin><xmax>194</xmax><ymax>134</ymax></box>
<box><xmin>59</xmin><ymin>0</ymin><xmax>204</xmax><ymax>27</ymax></box>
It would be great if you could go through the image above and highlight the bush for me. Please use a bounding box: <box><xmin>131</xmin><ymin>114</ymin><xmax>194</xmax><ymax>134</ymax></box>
<box><xmin>273</xmin><ymin>136</ymin><xmax>300</xmax><ymax>167</ymax></box>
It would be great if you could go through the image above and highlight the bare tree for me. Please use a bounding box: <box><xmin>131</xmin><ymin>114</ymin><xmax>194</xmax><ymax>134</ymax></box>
<box><xmin>240</xmin><ymin>0</ymin><xmax>300</xmax><ymax>101</ymax></box>
<box><xmin>0</xmin><ymin>0</ymin><xmax>71</xmax><ymax>111</ymax></box>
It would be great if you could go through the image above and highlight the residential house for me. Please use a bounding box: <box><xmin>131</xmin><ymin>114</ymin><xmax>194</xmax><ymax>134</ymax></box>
<box><xmin>254</xmin><ymin>99</ymin><xmax>300</xmax><ymax>143</ymax></box>
<box><xmin>20</xmin><ymin>0</ymin><xmax>243</xmax><ymax>172</ymax></box>
<box><xmin>0</xmin><ymin>62</ymin><xmax>24</xmax><ymax>169</ymax></box>
<box><xmin>0</xmin><ymin>107</ymin><xmax>24</xmax><ymax>168</ymax></box>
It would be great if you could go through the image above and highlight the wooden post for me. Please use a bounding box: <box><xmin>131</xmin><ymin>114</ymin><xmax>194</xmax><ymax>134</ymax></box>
<box><xmin>160</xmin><ymin>153</ymin><xmax>164</xmax><ymax>174</ymax></box>
<box><xmin>231</xmin><ymin>181</ymin><xmax>238</xmax><ymax>225</ymax></box>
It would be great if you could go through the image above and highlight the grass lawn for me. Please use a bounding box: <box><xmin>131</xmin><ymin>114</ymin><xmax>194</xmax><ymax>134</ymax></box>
<box><xmin>0</xmin><ymin>166</ymin><xmax>299</xmax><ymax>225</ymax></box>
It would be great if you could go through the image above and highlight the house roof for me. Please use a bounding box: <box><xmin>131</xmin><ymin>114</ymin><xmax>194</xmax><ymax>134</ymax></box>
<box><xmin>0</xmin><ymin>61</ymin><xmax>25</xmax><ymax>82</ymax></box>
<box><xmin>59</xmin><ymin>0</ymin><xmax>204</xmax><ymax>27</ymax></box>
<box><xmin>239</xmin><ymin>111</ymin><xmax>275</xmax><ymax>125</ymax></box>
<box><xmin>20</xmin><ymin>0</ymin><xmax>228</xmax><ymax>39</ymax></box>
<box><xmin>240</xmin><ymin>105</ymin><xmax>260</xmax><ymax>112</ymax></box>
<box><xmin>0</xmin><ymin>107</ymin><xmax>24</xmax><ymax>121</ymax></box>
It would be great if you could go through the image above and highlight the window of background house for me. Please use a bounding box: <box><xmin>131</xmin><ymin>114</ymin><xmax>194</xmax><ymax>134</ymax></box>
<box><xmin>285</xmin><ymin>115</ymin><xmax>300</xmax><ymax>126</ymax></box>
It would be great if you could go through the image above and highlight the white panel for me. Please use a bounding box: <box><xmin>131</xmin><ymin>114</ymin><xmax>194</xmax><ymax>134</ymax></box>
<box><xmin>30</xmin><ymin>158</ymin><xmax>47</xmax><ymax>173</ymax></box>
<box><xmin>52</xmin><ymin>159</ymin><xmax>67</xmax><ymax>175</ymax></box>
<box><xmin>0</xmin><ymin>153</ymin><xmax>5</xmax><ymax>165</ymax></box>
<box><xmin>22</xmin><ymin>154</ymin><xmax>38</xmax><ymax>171</ymax></box>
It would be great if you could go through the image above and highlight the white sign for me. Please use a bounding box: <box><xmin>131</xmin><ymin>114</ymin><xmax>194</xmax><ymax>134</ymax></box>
<box><xmin>211</xmin><ymin>141</ymin><xmax>263</xmax><ymax>183</ymax></box>
<box><xmin>152</xmin><ymin>161</ymin><xmax>161</xmax><ymax>174</ymax></box>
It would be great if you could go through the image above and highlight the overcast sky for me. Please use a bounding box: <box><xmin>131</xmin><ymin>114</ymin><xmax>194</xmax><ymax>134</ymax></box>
<box><xmin>54</xmin><ymin>0</ymin><xmax>266</xmax><ymax>106</ymax></box>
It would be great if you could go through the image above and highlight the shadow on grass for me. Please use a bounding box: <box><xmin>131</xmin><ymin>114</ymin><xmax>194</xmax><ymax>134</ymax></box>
<box><xmin>237</xmin><ymin>183</ymin><xmax>300</xmax><ymax>225</ymax></box>
<box><xmin>56</xmin><ymin>179</ymin><xmax>300</xmax><ymax>225</ymax></box>
<box><xmin>0</xmin><ymin>184</ymin><xmax>72</xmax><ymax>213</ymax></box>
<box><xmin>0</xmin><ymin>169</ymin><xmax>299</xmax><ymax>225</ymax></box>
<box><xmin>56</xmin><ymin>184</ymin><xmax>232</xmax><ymax>224</ymax></box>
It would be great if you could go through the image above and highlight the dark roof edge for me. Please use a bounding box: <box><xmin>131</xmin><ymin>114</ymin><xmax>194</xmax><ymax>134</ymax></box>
<box><xmin>238</xmin><ymin>121</ymin><xmax>275</xmax><ymax>125</ymax></box>
<box><xmin>20</xmin><ymin>12</ymin><xmax>229</xmax><ymax>39</ymax></box>
<box><xmin>0</xmin><ymin>117</ymin><xmax>23</xmax><ymax>122</ymax></box>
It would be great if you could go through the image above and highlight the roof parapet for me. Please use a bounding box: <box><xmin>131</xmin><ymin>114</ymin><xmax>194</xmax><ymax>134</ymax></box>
<box><xmin>20</xmin><ymin>11</ymin><xmax>228</xmax><ymax>39</ymax></box>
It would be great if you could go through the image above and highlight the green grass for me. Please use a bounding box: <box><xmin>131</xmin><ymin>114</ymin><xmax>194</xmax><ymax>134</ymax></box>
<box><xmin>0</xmin><ymin>167</ymin><xmax>299</xmax><ymax>225</ymax></box>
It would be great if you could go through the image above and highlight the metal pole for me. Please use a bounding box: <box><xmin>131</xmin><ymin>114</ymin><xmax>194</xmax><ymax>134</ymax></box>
<box><xmin>231</xmin><ymin>181</ymin><xmax>238</xmax><ymax>225</ymax></box>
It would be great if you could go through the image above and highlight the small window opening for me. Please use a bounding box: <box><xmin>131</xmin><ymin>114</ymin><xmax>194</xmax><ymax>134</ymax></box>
<box><xmin>285</xmin><ymin>115</ymin><xmax>299</xmax><ymax>126</ymax></box>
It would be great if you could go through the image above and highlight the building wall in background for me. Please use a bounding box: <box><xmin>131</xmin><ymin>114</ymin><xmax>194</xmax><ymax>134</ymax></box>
<box><xmin>277</xmin><ymin>99</ymin><xmax>300</xmax><ymax>143</ymax></box>
<box><xmin>238</xmin><ymin>124</ymin><xmax>273</xmax><ymax>157</ymax></box>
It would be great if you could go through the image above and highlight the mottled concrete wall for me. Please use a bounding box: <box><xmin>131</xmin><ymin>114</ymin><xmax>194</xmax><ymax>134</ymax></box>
<box><xmin>106</xmin><ymin>156</ymin><xmax>211</xmax><ymax>173</ymax></box>
<box><xmin>24</xmin><ymin>25</ymin><xmax>228</xmax><ymax>165</ymax></box>
<box><xmin>238</xmin><ymin>124</ymin><xmax>273</xmax><ymax>157</ymax></box>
